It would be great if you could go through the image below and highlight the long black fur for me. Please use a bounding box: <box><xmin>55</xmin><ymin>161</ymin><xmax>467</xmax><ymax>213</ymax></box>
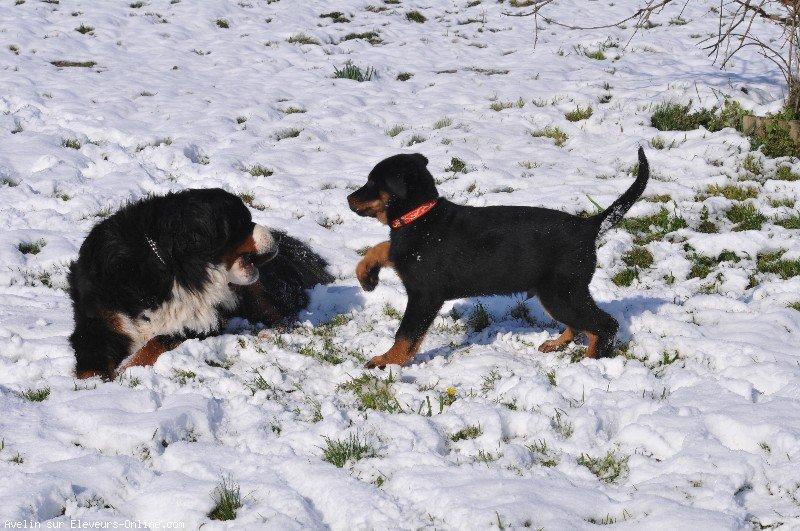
<box><xmin>348</xmin><ymin>147</ymin><xmax>649</xmax><ymax>362</ymax></box>
<box><xmin>68</xmin><ymin>188</ymin><xmax>332</xmax><ymax>378</ymax></box>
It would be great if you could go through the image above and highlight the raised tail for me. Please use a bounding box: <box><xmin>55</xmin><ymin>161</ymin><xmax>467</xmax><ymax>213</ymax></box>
<box><xmin>592</xmin><ymin>146</ymin><xmax>649</xmax><ymax>235</ymax></box>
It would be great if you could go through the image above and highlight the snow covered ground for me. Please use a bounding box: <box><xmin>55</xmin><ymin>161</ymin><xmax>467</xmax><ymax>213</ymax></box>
<box><xmin>1</xmin><ymin>0</ymin><xmax>800</xmax><ymax>528</ymax></box>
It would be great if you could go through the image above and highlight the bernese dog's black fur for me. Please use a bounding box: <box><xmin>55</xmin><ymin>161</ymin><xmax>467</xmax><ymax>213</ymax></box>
<box><xmin>347</xmin><ymin>148</ymin><xmax>649</xmax><ymax>368</ymax></box>
<box><xmin>68</xmin><ymin>188</ymin><xmax>332</xmax><ymax>379</ymax></box>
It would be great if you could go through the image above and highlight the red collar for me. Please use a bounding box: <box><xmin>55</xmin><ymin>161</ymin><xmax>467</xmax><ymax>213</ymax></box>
<box><xmin>390</xmin><ymin>200</ymin><xmax>438</xmax><ymax>229</ymax></box>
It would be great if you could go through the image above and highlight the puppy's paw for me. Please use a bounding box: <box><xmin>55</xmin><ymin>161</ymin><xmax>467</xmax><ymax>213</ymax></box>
<box><xmin>356</xmin><ymin>260</ymin><xmax>380</xmax><ymax>292</ymax></box>
<box><xmin>538</xmin><ymin>339</ymin><xmax>567</xmax><ymax>353</ymax></box>
<box><xmin>364</xmin><ymin>355</ymin><xmax>387</xmax><ymax>369</ymax></box>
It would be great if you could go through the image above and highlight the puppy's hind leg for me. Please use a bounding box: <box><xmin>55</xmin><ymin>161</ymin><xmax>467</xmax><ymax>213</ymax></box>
<box><xmin>538</xmin><ymin>327</ymin><xmax>576</xmax><ymax>353</ymax></box>
<box><xmin>539</xmin><ymin>287</ymin><xmax>618</xmax><ymax>359</ymax></box>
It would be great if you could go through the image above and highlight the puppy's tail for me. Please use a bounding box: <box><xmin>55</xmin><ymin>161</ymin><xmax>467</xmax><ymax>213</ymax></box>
<box><xmin>591</xmin><ymin>146</ymin><xmax>649</xmax><ymax>235</ymax></box>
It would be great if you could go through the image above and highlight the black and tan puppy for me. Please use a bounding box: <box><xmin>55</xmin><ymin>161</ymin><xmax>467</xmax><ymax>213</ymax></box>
<box><xmin>348</xmin><ymin>148</ymin><xmax>649</xmax><ymax>368</ymax></box>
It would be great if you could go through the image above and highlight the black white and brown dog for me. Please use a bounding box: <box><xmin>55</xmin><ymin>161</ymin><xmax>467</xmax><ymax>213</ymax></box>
<box><xmin>68</xmin><ymin>188</ymin><xmax>332</xmax><ymax>379</ymax></box>
<box><xmin>348</xmin><ymin>148</ymin><xmax>649</xmax><ymax>368</ymax></box>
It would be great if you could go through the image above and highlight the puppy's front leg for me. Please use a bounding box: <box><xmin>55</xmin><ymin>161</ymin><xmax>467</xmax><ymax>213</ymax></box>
<box><xmin>356</xmin><ymin>241</ymin><xmax>391</xmax><ymax>291</ymax></box>
<box><xmin>366</xmin><ymin>295</ymin><xmax>443</xmax><ymax>369</ymax></box>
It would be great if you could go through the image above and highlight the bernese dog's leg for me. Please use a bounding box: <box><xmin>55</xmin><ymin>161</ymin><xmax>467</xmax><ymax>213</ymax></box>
<box><xmin>117</xmin><ymin>336</ymin><xmax>184</xmax><ymax>374</ymax></box>
<box><xmin>71</xmin><ymin>312</ymin><xmax>132</xmax><ymax>380</ymax></box>
<box><xmin>356</xmin><ymin>241</ymin><xmax>391</xmax><ymax>292</ymax></box>
<box><xmin>233</xmin><ymin>283</ymin><xmax>285</xmax><ymax>326</ymax></box>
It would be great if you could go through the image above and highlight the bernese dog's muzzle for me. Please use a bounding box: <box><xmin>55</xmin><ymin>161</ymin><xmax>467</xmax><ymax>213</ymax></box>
<box><xmin>227</xmin><ymin>225</ymin><xmax>278</xmax><ymax>286</ymax></box>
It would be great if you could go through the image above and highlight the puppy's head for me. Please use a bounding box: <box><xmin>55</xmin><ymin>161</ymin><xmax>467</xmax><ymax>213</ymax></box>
<box><xmin>347</xmin><ymin>153</ymin><xmax>438</xmax><ymax>225</ymax></box>
<box><xmin>173</xmin><ymin>188</ymin><xmax>278</xmax><ymax>286</ymax></box>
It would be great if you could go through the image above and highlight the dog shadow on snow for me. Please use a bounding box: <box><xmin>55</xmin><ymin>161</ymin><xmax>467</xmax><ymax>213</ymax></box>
<box><xmin>416</xmin><ymin>292</ymin><xmax>673</xmax><ymax>364</ymax></box>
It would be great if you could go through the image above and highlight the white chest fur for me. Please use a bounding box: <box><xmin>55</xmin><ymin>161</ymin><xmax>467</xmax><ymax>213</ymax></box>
<box><xmin>118</xmin><ymin>265</ymin><xmax>239</xmax><ymax>354</ymax></box>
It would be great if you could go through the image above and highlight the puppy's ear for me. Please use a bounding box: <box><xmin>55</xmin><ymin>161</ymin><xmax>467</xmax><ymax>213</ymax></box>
<box><xmin>411</xmin><ymin>153</ymin><xmax>428</xmax><ymax>166</ymax></box>
<box><xmin>384</xmin><ymin>173</ymin><xmax>407</xmax><ymax>199</ymax></box>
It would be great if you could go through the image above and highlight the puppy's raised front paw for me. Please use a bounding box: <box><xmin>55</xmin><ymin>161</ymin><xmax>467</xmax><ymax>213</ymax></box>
<box><xmin>356</xmin><ymin>261</ymin><xmax>380</xmax><ymax>291</ymax></box>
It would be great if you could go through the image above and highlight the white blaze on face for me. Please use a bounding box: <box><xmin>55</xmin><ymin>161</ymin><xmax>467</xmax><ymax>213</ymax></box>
<box><xmin>226</xmin><ymin>224</ymin><xmax>276</xmax><ymax>286</ymax></box>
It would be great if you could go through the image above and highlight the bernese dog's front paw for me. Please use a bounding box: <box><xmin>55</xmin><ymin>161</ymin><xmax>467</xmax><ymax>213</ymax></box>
<box><xmin>356</xmin><ymin>260</ymin><xmax>380</xmax><ymax>291</ymax></box>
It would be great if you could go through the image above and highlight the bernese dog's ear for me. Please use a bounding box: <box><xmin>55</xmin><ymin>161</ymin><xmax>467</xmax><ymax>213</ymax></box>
<box><xmin>411</xmin><ymin>153</ymin><xmax>429</xmax><ymax>166</ymax></box>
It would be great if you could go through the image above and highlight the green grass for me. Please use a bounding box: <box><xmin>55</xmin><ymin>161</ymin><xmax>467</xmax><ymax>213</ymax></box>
<box><xmin>752</xmin><ymin>117</ymin><xmax>800</xmax><ymax>158</ymax></box>
<box><xmin>333</xmin><ymin>63</ymin><xmax>375</xmax><ymax>82</ymax></box>
<box><xmin>756</xmin><ymin>251</ymin><xmax>800</xmax><ymax>280</ymax></box>
<box><xmin>215</xmin><ymin>19</ymin><xmax>229</xmax><ymax>28</ymax></box>
<box><xmin>341</xmin><ymin>31</ymin><xmax>382</xmax><ymax>45</ymax></box>
<box><xmin>527</xmin><ymin>440</ymin><xmax>558</xmax><ymax>467</ymax></box>
<box><xmin>531</xmin><ymin>126</ymin><xmax>568</xmax><ymax>147</ymax></box>
<box><xmin>651</xmin><ymin>99</ymin><xmax>746</xmax><ymax>133</ymax></box>
<box><xmin>489</xmin><ymin>101</ymin><xmax>513</xmax><ymax>112</ymax></box>
<box><xmin>704</xmin><ymin>184</ymin><xmax>759</xmax><ymax>201</ymax></box>
<box><xmin>396</xmin><ymin>72</ymin><xmax>413</xmax><ymax>81</ymax></box>
<box><xmin>51</xmin><ymin>60</ymin><xmax>96</xmax><ymax>68</ymax></box>
<box><xmin>775</xmin><ymin>213</ymin><xmax>800</xmax><ymax>229</ymax></box>
<box><xmin>386</xmin><ymin>125</ymin><xmax>406</xmax><ymax>137</ymax></box>
<box><xmin>564</xmin><ymin>106</ymin><xmax>593</xmax><ymax>122</ymax></box>
<box><xmin>577</xmin><ymin>451</ymin><xmax>629</xmax><ymax>483</ymax></box>
<box><xmin>275</xmin><ymin>128</ymin><xmax>301</xmax><ymax>141</ymax></box>
<box><xmin>75</xmin><ymin>24</ymin><xmax>93</xmax><ymax>34</ymax></box>
<box><xmin>287</xmin><ymin>33</ymin><xmax>318</xmax><ymax>45</ymax></box>
<box><xmin>742</xmin><ymin>154</ymin><xmax>764</xmax><ymax>175</ymax></box>
<box><xmin>320</xmin><ymin>11</ymin><xmax>349</xmax><ymax>23</ymax></box>
<box><xmin>62</xmin><ymin>138</ymin><xmax>81</xmax><ymax>149</ymax></box>
<box><xmin>247</xmin><ymin>165</ymin><xmax>273</xmax><ymax>177</ymax></box>
<box><xmin>19</xmin><ymin>388</ymin><xmax>50</xmax><ymax>402</ymax></box>
<box><xmin>338</xmin><ymin>372</ymin><xmax>402</xmax><ymax>413</ymax></box>
<box><xmin>18</xmin><ymin>240</ymin><xmax>45</xmax><ymax>255</ymax></box>
<box><xmin>451</xmin><ymin>425</ymin><xmax>482</xmax><ymax>442</ymax></box>
<box><xmin>172</xmin><ymin>369</ymin><xmax>196</xmax><ymax>385</ymax></box>
<box><xmin>622</xmin><ymin>246</ymin><xmax>653</xmax><ymax>268</ymax></box>
<box><xmin>321</xmin><ymin>432</ymin><xmax>378</xmax><ymax>468</ymax></box>
<box><xmin>619</xmin><ymin>207</ymin><xmax>688</xmax><ymax>244</ymax></box>
<box><xmin>687</xmin><ymin>250</ymin><xmax>740</xmax><ymax>279</ymax></box>
<box><xmin>433</xmin><ymin>117</ymin><xmax>452</xmax><ymax>129</ymax></box>
<box><xmin>612</xmin><ymin>268</ymin><xmax>637</xmax><ymax>287</ymax></box>
<box><xmin>298</xmin><ymin>337</ymin><xmax>344</xmax><ymax>365</ymax></box>
<box><xmin>281</xmin><ymin>106</ymin><xmax>305</xmax><ymax>115</ymax></box>
<box><xmin>551</xmin><ymin>410</ymin><xmax>573</xmax><ymax>438</ymax></box>
<box><xmin>774</xmin><ymin>166</ymin><xmax>800</xmax><ymax>181</ymax></box>
<box><xmin>406</xmin><ymin>134</ymin><xmax>426</xmax><ymax>146</ymax></box>
<box><xmin>726</xmin><ymin>203</ymin><xmax>765</xmax><ymax>231</ymax></box>
<box><xmin>208</xmin><ymin>478</ymin><xmax>241</xmax><ymax>521</ymax></box>
<box><xmin>406</xmin><ymin>10</ymin><xmax>426</xmax><ymax>23</ymax></box>
<box><xmin>467</xmin><ymin>303</ymin><xmax>491</xmax><ymax>332</ymax></box>
<box><xmin>445</xmin><ymin>157</ymin><xmax>467</xmax><ymax>173</ymax></box>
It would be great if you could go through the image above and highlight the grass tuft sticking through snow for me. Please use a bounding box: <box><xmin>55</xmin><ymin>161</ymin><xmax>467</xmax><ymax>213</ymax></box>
<box><xmin>208</xmin><ymin>478</ymin><xmax>242</xmax><ymax>521</ymax></box>
<box><xmin>321</xmin><ymin>432</ymin><xmax>378</xmax><ymax>468</ymax></box>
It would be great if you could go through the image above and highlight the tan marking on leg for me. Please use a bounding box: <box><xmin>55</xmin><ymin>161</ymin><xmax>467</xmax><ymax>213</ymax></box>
<box><xmin>356</xmin><ymin>241</ymin><xmax>391</xmax><ymax>291</ymax></box>
<box><xmin>365</xmin><ymin>335</ymin><xmax>425</xmax><ymax>369</ymax></box>
<box><xmin>538</xmin><ymin>327</ymin><xmax>576</xmax><ymax>353</ymax></box>
<box><xmin>585</xmin><ymin>332</ymin><xmax>599</xmax><ymax>359</ymax></box>
<box><xmin>118</xmin><ymin>337</ymin><xmax>182</xmax><ymax>374</ymax></box>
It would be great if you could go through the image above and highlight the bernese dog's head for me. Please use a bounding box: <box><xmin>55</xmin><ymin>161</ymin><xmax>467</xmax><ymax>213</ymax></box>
<box><xmin>172</xmin><ymin>188</ymin><xmax>277</xmax><ymax>286</ymax></box>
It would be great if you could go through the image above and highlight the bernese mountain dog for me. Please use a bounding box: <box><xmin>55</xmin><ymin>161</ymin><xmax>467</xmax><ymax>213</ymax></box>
<box><xmin>68</xmin><ymin>188</ymin><xmax>333</xmax><ymax>379</ymax></box>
